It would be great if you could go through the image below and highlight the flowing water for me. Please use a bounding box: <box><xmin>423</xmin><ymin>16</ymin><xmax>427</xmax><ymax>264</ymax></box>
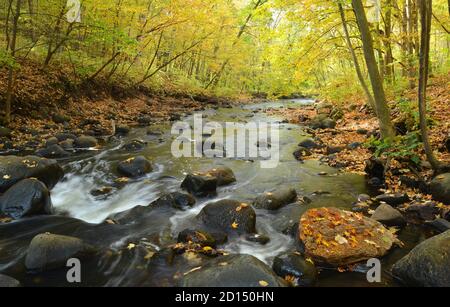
<box><xmin>0</xmin><ymin>99</ymin><xmax>425</xmax><ymax>287</ymax></box>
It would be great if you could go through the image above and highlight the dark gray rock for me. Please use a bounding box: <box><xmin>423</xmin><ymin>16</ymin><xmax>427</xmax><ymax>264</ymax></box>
<box><xmin>405</xmin><ymin>201</ymin><xmax>440</xmax><ymax>222</ymax></box>
<box><xmin>52</xmin><ymin>114</ymin><xmax>70</xmax><ymax>124</ymax></box>
<box><xmin>272</xmin><ymin>252</ymin><xmax>318</xmax><ymax>287</ymax></box>
<box><xmin>0</xmin><ymin>126</ymin><xmax>12</xmax><ymax>138</ymax></box>
<box><xmin>36</xmin><ymin>144</ymin><xmax>70</xmax><ymax>159</ymax></box>
<box><xmin>0</xmin><ymin>179</ymin><xmax>52</xmax><ymax>220</ymax></box>
<box><xmin>371</xmin><ymin>204</ymin><xmax>406</xmax><ymax>227</ymax></box>
<box><xmin>245</xmin><ymin>234</ymin><xmax>270</xmax><ymax>245</ymax></box>
<box><xmin>375</xmin><ymin>193</ymin><xmax>410</xmax><ymax>207</ymax></box>
<box><xmin>0</xmin><ymin>155</ymin><xmax>64</xmax><ymax>192</ymax></box>
<box><xmin>179</xmin><ymin>254</ymin><xmax>287</xmax><ymax>287</ymax></box>
<box><xmin>177</xmin><ymin>229</ymin><xmax>218</xmax><ymax>247</ymax></box>
<box><xmin>117</xmin><ymin>156</ymin><xmax>153</xmax><ymax>178</ymax></box>
<box><xmin>60</xmin><ymin>139</ymin><xmax>74</xmax><ymax>151</ymax></box>
<box><xmin>181</xmin><ymin>174</ymin><xmax>217</xmax><ymax>197</ymax></box>
<box><xmin>293</xmin><ymin>147</ymin><xmax>312</xmax><ymax>161</ymax></box>
<box><xmin>115</xmin><ymin>125</ymin><xmax>130</xmax><ymax>136</ymax></box>
<box><xmin>298</xmin><ymin>138</ymin><xmax>320</xmax><ymax>149</ymax></box>
<box><xmin>152</xmin><ymin>192</ymin><xmax>196</xmax><ymax>210</ymax></box>
<box><xmin>426</xmin><ymin>219</ymin><xmax>450</xmax><ymax>233</ymax></box>
<box><xmin>45</xmin><ymin>137</ymin><xmax>59</xmax><ymax>147</ymax></box>
<box><xmin>121</xmin><ymin>139</ymin><xmax>147</xmax><ymax>152</ymax></box>
<box><xmin>365</xmin><ymin>157</ymin><xmax>385</xmax><ymax>181</ymax></box>
<box><xmin>25</xmin><ymin>233</ymin><xmax>97</xmax><ymax>272</ymax></box>
<box><xmin>430</xmin><ymin>173</ymin><xmax>450</xmax><ymax>205</ymax></box>
<box><xmin>201</xmin><ymin>167</ymin><xmax>236</xmax><ymax>186</ymax></box>
<box><xmin>74</xmin><ymin>135</ymin><xmax>98</xmax><ymax>149</ymax></box>
<box><xmin>392</xmin><ymin>230</ymin><xmax>450</xmax><ymax>287</ymax></box>
<box><xmin>253</xmin><ymin>187</ymin><xmax>297</xmax><ymax>210</ymax></box>
<box><xmin>197</xmin><ymin>200</ymin><xmax>256</xmax><ymax>235</ymax></box>
<box><xmin>55</xmin><ymin>133</ymin><xmax>77</xmax><ymax>142</ymax></box>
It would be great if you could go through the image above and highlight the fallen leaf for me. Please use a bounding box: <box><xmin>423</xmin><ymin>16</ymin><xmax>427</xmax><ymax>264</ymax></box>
<box><xmin>231</xmin><ymin>221</ymin><xmax>239</xmax><ymax>229</ymax></box>
<box><xmin>259</xmin><ymin>280</ymin><xmax>269</xmax><ymax>287</ymax></box>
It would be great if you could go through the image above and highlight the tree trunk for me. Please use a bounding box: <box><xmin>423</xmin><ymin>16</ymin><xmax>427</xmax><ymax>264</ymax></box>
<box><xmin>4</xmin><ymin>0</ymin><xmax>21</xmax><ymax>126</ymax></box>
<box><xmin>338</xmin><ymin>3</ymin><xmax>377</xmax><ymax>113</ymax></box>
<box><xmin>418</xmin><ymin>0</ymin><xmax>440</xmax><ymax>171</ymax></box>
<box><xmin>352</xmin><ymin>0</ymin><xmax>396</xmax><ymax>139</ymax></box>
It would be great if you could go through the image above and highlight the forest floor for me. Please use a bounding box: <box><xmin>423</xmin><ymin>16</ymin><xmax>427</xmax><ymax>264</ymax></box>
<box><xmin>267</xmin><ymin>73</ymin><xmax>450</xmax><ymax>214</ymax></box>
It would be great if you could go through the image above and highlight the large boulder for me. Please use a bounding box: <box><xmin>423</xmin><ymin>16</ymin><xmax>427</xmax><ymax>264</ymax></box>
<box><xmin>25</xmin><ymin>233</ymin><xmax>97</xmax><ymax>272</ymax></box>
<box><xmin>371</xmin><ymin>204</ymin><xmax>406</xmax><ymax>227</ymax></box>
<box><xmin>0</xmin><ymin>179</ymin><xmax>53</xmax><ymax>219</ymax></box>
<box><xmin>298</xmin><ymin>138</ymin><xmax>321</xmax><ymax>149</ymax></box>
<box><xmin>0</xmin><ymin>155</ymin><xmax>64</xmax><ymax>192</ymax></box>
<box><xmin>365</xmin><ymin>157</ymin><xmax>385</xmax><ymax>181</ymax></box>
<box><xmin>0</xmin><ymin>274</ymin><xmax>21</xmax><ymax>287</ymax></box>
<box><xmin>152</xmin><ymin>192</ymin><xmax>196</xmax><ymax>210</ymax></box>
<box><xmin>179</xmin><ymin>254</ymin><xmax>287</xmax><ymax>287</ymax></box>
<box><xmin>299</xmin><ymin>208</ymin><xmax>398</xmax><ymax>266</ymax></box>
<box><xmin>272</xmin><ymin>252</ymin><xmax>318</xmax><ymax>287</ymax></box>
<box><xmin>117</xmin><ymin>156</ymin><xmax>153</xmax><ymax>178</ymax></box>
<box><xmin>375</xmin><ymin>193</ymin><xmax>410</xmax><ymax>207</ymax></box>
<box><xmin>309</xmin><ymin>115</ymin><xmax>336</xmax><ymax>130</ymax></box>
<box><xmin>197</xmin><ymin>200</ymin><xmax>256</xmax><ymax>235</ymax></box>
<box><xmin>181</xmin><ymin>174</ymin><xmax>217</xmax><ymax>197</ymax></box>
<box><xmin>429</xmin><ymin>173</ymin><xmax>450</xmax><ymax>205</ymax></box>
<box><xmin>392</xmin><ymin>230</ymin><xmax>450</xmax><ymax>287</ymax></box>
<box><xmin>253</xmin><ymin>188</ymin><xmax>297</xmax><ymax>210</ymax></box>
<box><xmin>74</xmin><ymin>135</ymin><xmax>98</xmax><ymax>149</ymax></box>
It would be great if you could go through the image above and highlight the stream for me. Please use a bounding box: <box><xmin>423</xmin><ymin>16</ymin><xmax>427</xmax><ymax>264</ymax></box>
<box><xmin>0</xmin><ymin>99</ymin><xmax>426</xmax><ymax>287</ymax></box>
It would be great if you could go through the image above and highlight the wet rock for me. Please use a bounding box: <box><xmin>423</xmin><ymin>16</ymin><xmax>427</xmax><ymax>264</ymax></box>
<box><xmin>0</xmin><ymin>126</ymin><xmax>12</xmax><ymax>138</ymax></box>
<box><xmin>299</xmin><ymin>208</ymin><xmax>398</xmax><ymax>266</ymax></box>
<box><xmin>426</xmin><ymin>219</ymin><xmax>450</xmax><ymax>233</ymax></box>
<box><xmin>115</xmin><ymin>125</ymin><xmax>130</xmax><ymax>136</ymax></box>
<box><xmin>375</xmin><ymin>193</ymin><xmax>410</xmax><ymax>207</ymax></box>
<box><xmin>197</xmin><ymin>200</ymin><xmax>256</xmax><ymax>235</ymax></box>
<box><xmin>36</xmin><ymin>144</ymin><xmax>70</xmax><ymax>159</ymax></box>
<box><xmin>0</xmin><ymin>155</ymin><xmax>64</xmax><ymax>192</ymax></box>
<box><xmin>347</xmin><ymin>142</ymin><xmax>362</xmax><ymax>150</ymax></box>
<box><xmin>445</xmin><ymin>136</ymin><xmax>450</xmax><ymax>152</ymax></box>
<box><xmin>177</xmin><ymin>229</ymin><xmax>218</xmax><ymax>247</ymax></box>
<box><xmin>272</xmin><ymin>252</ymin><xmax>318</xmax><ymax>287</ymax></box>
<box><xmin>117</xmin><ymin>156</ymin><xmax>153</xmax><ymax>178</ymax></box>
<box><xmin>293</xmin><ymin>147</ymin><xmax>312</xmax><ymax>161</ymax></box>
<box><xmin>152</xmin><ymin>192</ymin><xmax>196</xmax><ymax>210</ymax></box>
<box><xmin>179</xmin><ymin>254</ymin><xmax>287</xmax><ymax>287</ymax></box>
<box><xmin>200</xmin><ymin>167</ymin><xmax>236</xmax><ymax>186</ymax></box>
<box><xmin>298</xmin><ymin>138</ymin><xmax>320</xmax><ymax>149</ymax></box>
<box><xmin>45</xmin><ymin>137</ymin><xmax>59</xmax><ymax>147</ymax></box>
<box><xmin>429</xmin><ymin>173</ymin><xmax>450</xmax><ymax>205</ymax></box>
<box><xmin>55</xmin><ymin>133</ymin><xmax>77</xmax><ymax>142</ymax></box>
<box><xmin>137</xmin><ymin>115</ymin><xmax>152</xmax><ymax>126</ymax></box>
<box><xmin>0</xmin><ymin>179</ymin><xmax>53</xmax><ymax>219</ymax></box>
<box><xmin>405</xmin><ymin>201</ymin><xmax>440</xmax><ymax>222</ymax></box>
<box><xmin>181</xmin><ymin>174</ymin><xmax>217</xmax><ymax>197</ymax></box>
<box><xmin>90</xmin><ymin>186</ymin><xmax>114</xmax><ymax>198</ymax></box>
<box><xmin>25</xmin><ymin>233</ymin><xmax>97</xmax><ymax>273</ymax></box>
<box><xmin>245</xmin><ymin>234</ymin><xmax>270</xmax><ymax>245</ymax></box>
<box><xmin>365</xmin><ymin>157</ymin><xmax>385</xmax><ymax>181</ymax></box>
<box><xmin>0</xmin><ymin>274</ymin><xmax>21</xmax><ymax>287</ymax></box>
<box><xmin>326</xmin><ymin>146</ymin><xmax>344</xmax><ymax>155</ymax></box>
<box><xmin>52</xmin><ymin>113</ymin><xmax>70</xmax><ymax>124</ymax></box>
<box><xmin>371</xmin><ymin>204</ymin><xmax>406</xmax><ymax>227</ymax></box>
<box><xmin>121</xmin><ymin>139</ymin><xmax>147</xmax><ymax>152</ymax></box>
<box><xmin>253</xmin><ymin>187</ymin><xmax>297</xmax><ymax>210</ymax></box>
<box><xmin>356</xmin><ymin>128</ymin><xmax>369</xmax><ymax>135</ymax></box>
<box><xmin>392</xmin><ymin>230</ymin><xmax>450</xmax><ymax>287</ymax></box>
<box><xmin>74</xmin><ymin>135</ymin><xmax>98</xmax><ymax>149</ymax></box>
<box><xmin>60</xmin><ymin>139</ymin><xmax>74</xmax><ymax>151</ymax></box>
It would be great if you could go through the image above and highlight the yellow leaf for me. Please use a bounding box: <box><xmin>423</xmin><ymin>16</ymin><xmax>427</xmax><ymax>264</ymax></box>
<box><xmin>2</xmin><ymin>175</ymin><xmax>11</xmax><ymax>179</ymax></box>
<box><xmin>232</xmin><ymin>221</ymin><xmax>239</xmax><ymax>229</ymax></box>
<box><xmin>259</xmin><ymin>280</ymin><xmax>269</xmax><ymax>287</ymax></box>
<box><xmin>127</xmin><ymin>243</ymin><xmax>136</xmax><ymax>250</ymax></box>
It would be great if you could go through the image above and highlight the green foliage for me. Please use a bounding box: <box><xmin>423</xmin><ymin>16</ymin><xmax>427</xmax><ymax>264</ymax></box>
<box><xmin>365</xmin><ymin>132</ymin><xmax>422</xmax><ymax>165</ymax></box>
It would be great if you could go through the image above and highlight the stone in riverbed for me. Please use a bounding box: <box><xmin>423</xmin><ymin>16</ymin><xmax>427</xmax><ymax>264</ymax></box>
<box><xmin>299</xmin><ymin>208</ymin><xmax>398</xmax><ymax>266</ymax></box>
<box><xmin>74</xmin><ymin>135</ymin><xmax>98</xmax><ymax>149</ymax></box>
<box><xmin>298</xmin><ymin>138</ymin><xmax>320</xmax><ymax>149</ymax></box>
<box><xmin>181</xmin><ymin>174</ymin><xmax>217</xmax><ymax>197</ymax></box>
<box><xmin>55</xmin><ymin>133</ymin><xmax>77</xmax><ymax>142</ymax></box>
<box><xmin>179</xmin><ymin>254</ymin><xmax>287</xmax><ymax>287</ymax></box>
<box><xmin>253</xmin><ymin>187</ymin><xmax>297</xmax><ymax>210</ymax></box>
<box><xmin>35</xmin><ymin>144</ymin><xmax>70</xmax><ymax>159</ymax></box>
<box><xmin>152</xmin><ymin>192</ymin><xmax>196</xmax><ymax>210</ymax></box>
<box><xmin>293</xmin><ymin>147</ymin><xmax>312</xmax><ymax>161</ymax></box>
<box><xmin>0</xmin><ymin>179</ymin><xmax>53</xmax><ymax>220</ymax></box>
<box><xmin>45</xmin><ymin>137</ymin><xmax>59</xmax><ymax>147</ymax></box>
<box><xmin>272</xmin><ymin>252</ymin><xmax>318</xmax><ymax>287</ymax></box>
<box><xmin>429</xmin><ymin>173</ymin><xmax>450</xmax><ymax>205</ymax></box>
<box><xmin>177</xmin><ymin>229</ymin><xmax>218</xmax><ymax>248</ymax></box>
<box><xmin>25</xmin><ymin>233</ymin><xmax>97</xmax><ymax>272</ymax></box>
<box><xmin>426</xmin><ymin>219</ymin><xmax>450</xmax><ymax>233</ymax></box>
<box><xmin>0</xmin><ymin>274</ymin><xmax>21</xmax><ymax>287</ymax></box>
<box><xmin>405</xmin><ymin>201</ymin><xmax>441</xmax><ymax>222</ymax></box>
<box><xmin>117</xmin><ymin>156</ymin><xmax>153</xmax><ymax>178</ymax></box>
<box><xmin>371</xmin><ymin>204</ymin><xmax>406</xmax><ymax>227</ymax></box>
<box><xmin>375</xmin><ymin>193</ymin><xmax>410</xmax><ymax>207</ymax></box>
<box><xmin>365</xmin><ymin>157</ymin><xmax>385</xmax><ymax>181</ymax></box>
<box><xmin>245</xmin><ymin>233</ymin><xmax>270</xmax><ymax>245</ymax></box>
<box><xmin>392</xmin><ymin>230</ymin><xmax>450</xmax><ymax>287</ymax></box>
<box><xmin>197</xmin><ymin>200</ymin><xmax>256</xmax><ymax>235</ymax></box>
<box><xmin>0</xmin><ymin>155</ymin><xmax>64</xmax><ymax>192</ymax></box>
<box><xmin>0</xmin><ymin>126</ymin><xmax>12</xmax><ymax>138</ymax></box>
<box><xmin>121</xmin><ymin>139</ymin><xmax>147</xmax><ymax>152</ymax></box>
<box><xmin>200</xmin><ymin>167</ymin><xmax>236</xmax><ymax>187</ymax></box>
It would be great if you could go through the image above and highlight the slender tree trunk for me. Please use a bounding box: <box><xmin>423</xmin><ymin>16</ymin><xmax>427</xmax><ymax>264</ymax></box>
<box><xmin>384</xmin><ymin>0</ymin><xmax>394</xmax><ymax>82</ymax></box>
<box><xmin>5</xmin><ymin>0</ymin><xmax>22</xmax><ymax>125</ymax></box>
<box><xmin>418</xmin><ymin>0</ymin><xmax>440</xmax><ymax>171</ymax></box>
<box><xmin>338</xmin><ymin>3</ymin><xmax>377</xmax><ymax>113</ymax></box>
<box><xmin>352</xmin><ymin>0</ymin><xmax>396</xmax><ymax>139</ymax></box>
